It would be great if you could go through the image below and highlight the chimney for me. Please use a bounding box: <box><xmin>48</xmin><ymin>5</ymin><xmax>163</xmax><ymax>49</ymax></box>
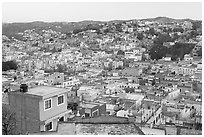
<box><xmin>20</xmin><ymin>84</ymin><xmax>28</xmax><ymax>93</ymax></box>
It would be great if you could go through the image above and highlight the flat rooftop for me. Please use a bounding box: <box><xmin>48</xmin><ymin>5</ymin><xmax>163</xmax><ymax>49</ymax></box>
<box><xmin>80</xmin><ymin>103</ymin><xmax>98</xmax><ymax>109</ymax></box>
<box><xmin>29</xmin><ymin>115</ymin><xmax>144</xmax><ymax>135</ymax></box>
<box><xmin>30</xmin><ymin>122</ymin><xmax>142</xmax><ymax>135</ymax></box>
<box><xmin>76</xmin><ymin>123</ymin><xmax>141</xmax><ymax>135</ymax></box>
<box><xmin>27</xmin><ymin>86</ymin><xmax>69</xmax><ymax>99</ymax></box>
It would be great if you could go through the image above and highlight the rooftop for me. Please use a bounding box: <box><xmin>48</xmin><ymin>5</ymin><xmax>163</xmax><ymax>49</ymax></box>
<box><xmin>29</xmin><ymin>116</ymin><xmax>144</xmax><ymax>135</ymax></box>
<box><xmin>80</xmin><ymin>103</ymin><xmax>98</xmax><ymax>109</ymax></box>
<box><xmin>27</xmin><ymin>86</ymin><xmax>69</xmax><ymax>99</ymax></box>
<box><xmin>76</xmin><ymin>123</ymin><xmax>140</xmax><ymax>135</ymax></box>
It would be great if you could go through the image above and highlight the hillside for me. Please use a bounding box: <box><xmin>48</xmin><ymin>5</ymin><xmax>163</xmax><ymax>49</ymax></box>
<box><xmin>2</xmin><ymin>20</ymin><xmax>104</xmax><ymax>39</ymax></box>
<box><xmin>141</xmin><ymin>16</ymin><xmax>195</xmax><ymax>23</ymax></box>
<box><xmin>2</xmin><ymin>17</ymin><xmax>202</xmax><ymax>39</ymax></box>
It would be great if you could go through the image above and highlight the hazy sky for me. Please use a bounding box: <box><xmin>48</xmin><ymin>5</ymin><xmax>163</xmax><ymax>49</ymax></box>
<box><xmin>2</xmin><ymin>2</ymin><xmax>202</xmax><ymax>23</ymax></box>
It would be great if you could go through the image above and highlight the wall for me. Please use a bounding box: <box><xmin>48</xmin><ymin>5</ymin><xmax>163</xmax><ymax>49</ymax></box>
<box><xmin>92</xmin><ymin>103</ymin><xmax>106</xmax><ymax>116</ymax></box>
<box><xmin>47</xmin><ymin>72</ymin><xmax>64</xmax><ymax>85</ymax></box>
<box><xmin>39</xmin><ymin>93</ymin><xmax>68</xmax><ymax>121</ymax></box>
<box><xmin>79</xmin><ymin>103</ymin><xmax>106</xmax><ymax>117</ymax></box>
<box><xmin>8</xmin><ymin>92</ymin><xmax>41</xmax><ymax>134</ymax></box>
<box><xmin>121</xmin><ymin>68</ymin><xmax>142</xmax><ymax>77</ymax></box>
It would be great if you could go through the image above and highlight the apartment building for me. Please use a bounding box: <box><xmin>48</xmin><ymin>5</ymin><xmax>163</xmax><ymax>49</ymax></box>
<box><xmin>8</xmin><ymin>84</ymin><xmax>72</xmax><ymax>134</ymax></box>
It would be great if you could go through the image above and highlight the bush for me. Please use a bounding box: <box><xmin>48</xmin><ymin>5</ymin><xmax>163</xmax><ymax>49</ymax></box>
<box><xmin>2</xmin><ymin>105</ymin><xmax>17</xmax><ymax>135</ymax></box>
<box><xmin>149</xmin><ymin>42</ymin><xmax>196</xmax><ymax>60</ymax></box>
<box><xmin>137</xmin><ymin>33</ymin><xmax>144</xmax><ymax>40</ymax></box>
<box><xmin>2</xmin><ymin>61</ymin><xmax>18</xmax><ymax>71</ymax></box>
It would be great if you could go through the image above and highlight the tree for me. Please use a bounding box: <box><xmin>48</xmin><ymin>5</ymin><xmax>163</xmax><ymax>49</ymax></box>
<box><xmin>173</xmin><ymin>27</ymin><xmax>184</xmax><ymax>33</ymax></box>
<box><xmin>148</xmin><ymin>28</ymin><xmax>156</xmax><ymax>35</ymax></box>
<box><xmin>192</xmin><ymin>21</ymin><xmax>202</xmax><ymax>30</ymax></box>
<box><xmin>169</xmin><ymin>43</ymin><xmax>195</xmax><ymax>60</ymax></box>
<box><xmin>13</xmin><ymin>76</ymin><xmax>17</xmax><ymax>81</ymax></box>
<box><xmin>154</xmin><ymin>33</ymin><xmax>174</xmax><ymax>44</ymax></box>
<box><xmin>103</xmin><ymin>28</ymin><xmax>110</xmax><ymax>34</ymax></box>
<box><xmin>137</xmin><ymin>33</ymin><xmax>144</xmax><ymax>40</ymax></box>
<box><xmin>51</xmin><ymin>47</ymin><xmax>57</xmax><ymax>53</ymax></box>
<box><xmin>115</xmin><ymin>23</ymin><xmax>123</xmax><ymax>32</ymax></box>
<box><xmin>2</xmin><ymin>105</ymin><xmax>17</xmax><ymax>135</ymax></box>
<box><xmin>73</xmin><ymin>29</ymin><xmax>82</xmax><ymax>34</ymax></box>
<box><xmin>66</xmin><ymin>32</ymin><xmax>72</xmax><ymax>37</ymax></box>
<box><xmin>117</xmin><ymin>50</ymin><xmax>125</xmax><ymax>56</ymax></box>
<box><xmin>2</xmin><ymin>61</ymin><xmax>18</xmax><ymax>71</ymax></box>
<box><xmin>197</xmin><ymin>48</ymin><xmax>202</xmax><ymax>56</ymax></box>
<box><xmin>55</xmin><ymin>64</ymin><xmax>65</xmax><ymax>73</ymax></box>
<box><xmin>149</xmin><ymin>44</ymin><xmax>168</xmax><ymax>60</ymax></box>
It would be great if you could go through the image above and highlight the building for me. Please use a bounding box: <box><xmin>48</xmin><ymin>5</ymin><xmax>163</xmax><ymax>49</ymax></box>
<box><xmin>63</xmin><ymin>77</ymin><xmax>80</xmax><ymax>88</ymax></box>
<box><xmin>77</xmin><ymin>86</ymin><xmax>101</xmax><ymax>102</ymax></box>
<box><xmin>175</xmin><ymin>65</ymin><xmax>196</xmax><ymax>76</ymax></box>
<box><xmin>8</xmin><ymin>84</ymin><xmax>72</xmax><ymax>134</ymax></box>
<box><xmin>166</xmin><ymin>86</ymin><xmax>181</xmax><ymax>100</ymax></box>
<box><xmin>29</xmin><ymin>115</ymin><xmax>144</xmax><ymax>135</ymax></box>
<box><xmin>182</xmin><ymin>21</ymin><xmax>193</xmax><ymax>30</ymax></box>
<box><xmin>78</xmin><ymin>102</ymin><xmax>106</xmax><ymax>118</ymax></box>
<box><xmin>46</xmin><ymin>72</ymin><xmax>65</xmax><ymax>85</ymax></box>
<box><xmin>184</xmin><ymin>54</ymin><xmax>193</xmax><ymax>62</ymax></box>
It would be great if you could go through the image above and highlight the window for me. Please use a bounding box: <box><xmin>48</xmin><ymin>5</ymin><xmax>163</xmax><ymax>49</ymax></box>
<box><xmin>45</xmin><ymin>122</ymin><xmax>52</xmax><ymax>131</ymax></box>
<box><xmin>58</xmin><ymin>95</ymin><xmax>64</xmax><ymax>105</ymax></box>
<box><xmin>44</xmin><ymin>99</ymin><xmax>52</xmax><ymax>110</ymax></box>
<box><xmin>85</xmin><ymin>113</ymin><xmax>90</xmax><ymax>117</ymax></box>
<box><xmin>92</xmin><ymin>109</ymin><xmax>99</xmax><ymax>117</ymax></box>
<box><xmin>58</xmin><ymin>116</ymin><xmax>64</xmax><ymax>122</ymax></box>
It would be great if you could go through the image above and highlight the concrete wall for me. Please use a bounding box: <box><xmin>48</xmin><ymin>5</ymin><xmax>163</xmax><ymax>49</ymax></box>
<box><xmin>79</xmin><ymin>103</ymin><xmax>106</xmax><ymax>118</ymax></box>
<box><xmin>96</xmin><ymin>103</ymin><xmax>106</xmax><ymax>116</ymax></box>
<box><xmin>47</xmin><ymin>72</ymin><xmax>64</xmax><ymax>85</ymax></box>
<box><xmin>8</xmin><ymin>92</ymin><xmax>41</xmax><ymax>134</ymax></box>
<box><xmin>39</xmin><ymin>93</ymin><xmax>68</xmax><ymax>121</ymax></box>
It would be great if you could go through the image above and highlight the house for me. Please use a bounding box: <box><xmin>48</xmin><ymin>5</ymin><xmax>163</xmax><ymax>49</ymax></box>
<box><xmin>105</xmin><ymin>82</ymin><xmax>124</xmax><ymax>95</ymax></box>
<box><xmin>63</xmin><ymin>77</ymin><xmax>80</xmax><ymax>88</ymax></box>
<box><xmin>182</xmin><ymin>21</ymin><xmax>193</xmax><ymax>30</ymax></box>
<box><xmin>166</xmin><ymin>87</ymin><xmax>181</xmax><ymax>100</ymax></box>
<box><xmin>112</xmin><ymin>71</ymin><xmax>119</xmax><ymax>77</ymax></box>
<box><xmin>8</xmin><ymin>84</ymin><xmax>72</xmax><ymax>134</ymax></box>
<box><xmin>175</xmin><ymin>65</ymin><xmax>196</xmax><ymax>76</ymax></box>
<box><xmin>163</xmin><ymin>55</ymin><xmax>172</xmax><ymax>62</ymax></box>
<box><xmin>125</xmin><ymin>51</ymin><xmax>142</xmax><ymax>61</ymax></box>
<box><xmin>184</xmin><ymin>54</ymin><xmax>193</xmax><ymax>62</ymax></box>
<box><xmin>47</xmin><ymin>72</ymin><xmax>65</xmax><ymax>85</ymax></box>
<box><xmin>34</xmin><ymin>69</ymin><xmax>45</xmax><ymax>79</ymax></box>
<box><xmin>112</xmin><ymin>60</ymin><xmax>123</xmax><ymax>69</ymax></box>
<box><xmin>78</xmin><ymin>102</ymin><xmax>106</xmax><ymax>118</ymax></box>
<box><xmin>77</xmin><ymin>86</ymin><xmax>101</xmax><ymax>102</ymax></box>
<box><xmin>106</xmin><ymin>104</ymin><xmax>115</xmax><ymax>115</ymax></box>
<box><xmin>128</xmin><ymin>27</ymin><xmax>134</xmax><ymax>33</ymax></box>
<box><xmin>116</xmin><ymin>110</ymin><xmax>130</xmax><ymax>117</ymax></box>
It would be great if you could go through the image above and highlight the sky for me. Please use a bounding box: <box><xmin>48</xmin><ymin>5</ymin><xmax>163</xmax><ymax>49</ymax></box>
<box><xmin>2</xmin><ymin>2</ymin><xmax>202</xmax><ymax>23</ymax></box>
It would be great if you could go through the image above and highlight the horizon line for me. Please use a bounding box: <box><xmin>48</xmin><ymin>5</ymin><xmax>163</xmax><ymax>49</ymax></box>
<box><xmin>2</xmin><ymin>16</ymin><xmax>202</xmax><ymax>24</ymax></box>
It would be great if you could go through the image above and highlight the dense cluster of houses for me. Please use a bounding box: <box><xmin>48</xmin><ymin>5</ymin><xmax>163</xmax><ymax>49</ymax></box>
<box><xmin>2</xmin><ymin>19</ymin><xmax>202</xmax><ymax>135</ymax></box>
